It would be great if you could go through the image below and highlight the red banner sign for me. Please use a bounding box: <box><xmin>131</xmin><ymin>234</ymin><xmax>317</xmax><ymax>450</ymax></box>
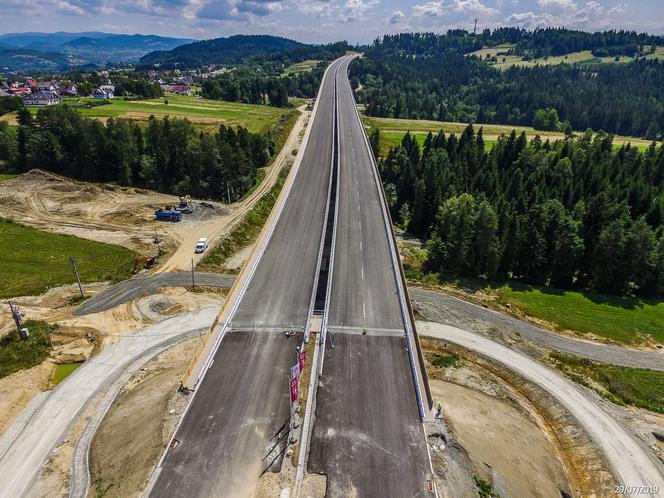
<box><xmin>290</xmin><ymin>376</ymin><xmax>298</xmax><ymax>403</ymax></box>
<box><xmin>298</xmin><ymin>350</ymin><xmax>306</xmax><ymax>373</ymax></box>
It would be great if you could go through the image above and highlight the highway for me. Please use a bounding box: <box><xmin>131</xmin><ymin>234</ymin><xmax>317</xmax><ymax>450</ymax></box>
<box><xmin>308</xmin><ymin>57</ymin><xmax>433</xmax><ymax>497</ymax></box>
<box><xmin>148</xmin><ymin>57</ymin><xmax>343</xmax><ymax>497</ymax></box>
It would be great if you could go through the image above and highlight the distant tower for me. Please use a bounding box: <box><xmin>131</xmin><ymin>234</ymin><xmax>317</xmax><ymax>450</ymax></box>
<box><xmin>473</xmin><ymin>18</ymin><xmax>478</xmax><ymax>35</ymax></box>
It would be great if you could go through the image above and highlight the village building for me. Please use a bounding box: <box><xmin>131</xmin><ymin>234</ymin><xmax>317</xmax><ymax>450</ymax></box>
<box><xmin>23</xmin><ymin>90</ymin><xmax>62</xmax><ymax>106</ymax></box>
<box><xmin>93</xmin><ymin>87</ymin><xmax>114</xmax><ymax>99</ymax></box>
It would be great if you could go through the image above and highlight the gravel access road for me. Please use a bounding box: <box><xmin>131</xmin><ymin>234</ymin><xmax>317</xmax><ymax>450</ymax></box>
<box><xmin>418</xmin><ymin>321</ymin><xmax>664</xmax><ymax>498</ymax></box>
<box><xmin>0</xmin><ymin>306</ymin><xmax>219</xmax><ymax>498</ymax></box>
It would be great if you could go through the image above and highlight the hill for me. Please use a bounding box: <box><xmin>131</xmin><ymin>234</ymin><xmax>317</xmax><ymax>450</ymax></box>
<box><xmin>0</xmin><ymin>32</ymin><xmax>194</xmax><ymax>68</ymax></box>
<box><xmin>0</xmin><ymin>48</ymin><xmax>76</xmax><ymax>71</ymax></box>
<box><xmin>139</xmin><ymin>34</ymin><xmax>307</xmax><ymax>68</ymax></box>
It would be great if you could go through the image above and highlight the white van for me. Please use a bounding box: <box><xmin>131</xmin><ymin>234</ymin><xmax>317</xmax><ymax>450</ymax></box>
<box><xmin>195</xmin><ymin>237</ymin><xmax>208</xmax><ymax>253</ymax></box>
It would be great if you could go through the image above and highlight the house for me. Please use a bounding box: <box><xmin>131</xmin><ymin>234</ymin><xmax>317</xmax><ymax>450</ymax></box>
<box><xmin>8</xmin><ymin>87</ymin><xmax>30</xmax><ymax>95</ymax></box>
<box><xmin>0</xmin><ymin>89</ymin><xmax>11</xmax><ymax>97</ymax></box>
<box><xmin>168</xmin><ymin>84</ymin><xmax>191</xmax><ymax>95</ymax></box>
<box><xmin>36</xmin><ymin>81</ymin><xmax>57</xmax><ymax>92</ymax></box>
<box><xmin>93</xmin><ymin>87</ymin><xmax>114</xmax><ymax>99</ymax></box>
<box><xmin>147</xmin><ymin>70</ymin><xmax>157</xmax><ymax>79</ymax></box>
<box><xmin>58</xmin><ymin>83</ymin><xmax>78</xmax><ymax>97</ymax></box>
<box><xmin>24</xmin><ymin>79</ymin><xmax>37</xmax><ymax>89</ymax></box>
<box><xmin>24</xmin><ymin>90</ymin><xmax>62</xmax><ymax>106</ymax></box>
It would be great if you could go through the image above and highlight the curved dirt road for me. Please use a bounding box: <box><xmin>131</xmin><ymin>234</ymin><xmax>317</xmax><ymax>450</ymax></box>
<box><xmin>0</xmin><ymin>306</ymin><xmax>219</xmax><ymax>498</ymax></box>
<box><xmin>418</xmin><ymin>320</ymin><xmax>664</xmax><ymax>498</ymax></box>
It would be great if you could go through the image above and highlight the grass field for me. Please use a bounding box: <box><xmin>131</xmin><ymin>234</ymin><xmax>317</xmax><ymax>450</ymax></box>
<box><xmin>364</xmin><ymin>115</ymin><xmax>656</xmax><ymax>156</ymax></box>
<box><xmin>283</xmin><ymin>59</ymin><xmax>320</xmax><ymax>75</ymax></box>
<box><xmin>493</xmin><ymin>284</ymin><xmax>664</xmax><ymax>345</ymax></box>
<box><xmin>0</xmin><ymin>320</ymin><xmax>56</xmax><ymax>379</ymax></box>
<box><xmin>0</xmin><ymin>219</ymin><xmax>136</xmax><ymax>298</ymax></box>
<box><xmin>399</xmin><ymin>242</ymin><xmax>664</xmax><ymax>346</ymax></box>
<box><xmin>0</xmin><ymin>173</ymin><xmax>17</xmax><ymax>182</ymax></box>
<box><xmin>550</xmin><ymin>351</ymin><xmax>664</xmax><ymax>413</ymax></box>
<box><xmin>6</xmin><ymin>95</ymin><xmax>299</xmax><ymax>135</ymax></box>
<box><xmin>468</xmin><ymin>44</ymin><xmax>664</xmax><ymax>70</ymax></box>
<box><xmin>52</xmin><ymin>362</ymin><xmax>83</xmax><ymax>385</ymax></box>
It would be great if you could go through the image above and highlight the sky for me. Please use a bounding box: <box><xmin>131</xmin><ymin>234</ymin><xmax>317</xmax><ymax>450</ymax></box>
<box><xmin>1</xmin><ymin>0</ymin><xmax>663</xmax><ymax>44</ymax></box>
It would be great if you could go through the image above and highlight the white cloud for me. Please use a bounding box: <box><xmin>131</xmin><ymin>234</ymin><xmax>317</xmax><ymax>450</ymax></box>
<box><xmin>55</xmin><ymin>0</ymin><xmax>86</xmax><ymax>14</ymax></box>
<box><xmin>340</xmin><ymin>0</ymin><xmax>378</xmax><ymax>22</ymax></box>
<box><xmin>538</xmin><ymin>0</ymin><xmax>577</xmax><ymax>10</ymax></box>
<box><xmin>607</xmin><ymin>3</ymin><xmax>626</xmax><ymax>15</ymax></box>
<box><xmin>452</xmin><ymin>0</ymin><xmax>498</xmax><ymax>16</ymax></box>
<box><xmin>412</xmin><ymin>0</ymin><xmax>445</xmax><ymax>17</ymax></box>
<box><xmin>389</xmin><ymin>9</ymin><xmax>405</xmax><ymax>23</ymax></box>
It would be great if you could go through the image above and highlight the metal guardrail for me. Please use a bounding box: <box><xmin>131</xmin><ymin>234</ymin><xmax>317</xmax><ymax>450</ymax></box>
<box><xmin>344</xmin><ymin>58</ymin><xmax>433</xmax><ymax>419</ymax></box>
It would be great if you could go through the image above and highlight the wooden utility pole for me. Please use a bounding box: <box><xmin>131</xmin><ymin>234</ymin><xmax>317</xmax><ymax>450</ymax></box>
<box><xmin>191</xmin><ymin>258</ymin><xmax>195</xmax><ymax>288</ymax></box>
<box><xmin>154</xmin><ymin>228</ymin><xmax>162</xmax><ymax>255</ymax></box>
<box><xmin>69</xmin><ymin>256</ymin><xmax>84</xmax><ymax>298</ymax></box>
<box><xmin>474</xmin><ymin>18</ymin><xmax>478</xmax><ymax>35</ymax></box>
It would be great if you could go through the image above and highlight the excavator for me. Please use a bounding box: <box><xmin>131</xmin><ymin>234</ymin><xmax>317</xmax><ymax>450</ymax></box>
<box><xmin>132</xmin><ymin>255</ymin><xmax>156</xmax><ymax>274</ymax></box>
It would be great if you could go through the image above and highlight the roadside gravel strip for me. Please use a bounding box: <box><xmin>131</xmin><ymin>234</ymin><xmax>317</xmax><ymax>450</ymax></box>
<box><xmin>418</xmin><ymin>321</ymin><xmax>664</xmax><ymax>498</ymax></box>
<box><xmin>411</xmin><ymin>288</ymin><xmax>664</xmax><ymax>371</ymax></box>
<box><xmin>0</xmin><ymin>305</ymin><xmax>219</xmax><ymax>498</ymax></box>
<box><xmin>75</xmin><ymin>272</ymin><xmax>234</xmax><ymax>315</ymax></box>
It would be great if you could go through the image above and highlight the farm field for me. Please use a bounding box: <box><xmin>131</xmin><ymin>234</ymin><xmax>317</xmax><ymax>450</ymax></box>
<box><xmin>0</xmin><ymin>219</ymin><xmax>136</xmax><ymax>299</ymax></box>
<box><xmin>283</xmin><ymin>59</ymin><xmax>320</xmax><ymax>75</ymax></box>
<box><xmin>5</xmin><ymin>95</ymin><xmax>299</xmax><ymax>134</ymax></box>
<box><xmin>468</xmin><ymin>44</ymin><xmax>664</xmax><ymax>70</ymax></box>
<box><xmin>363</xmin><ymin>115</ymin><xmax>656</xmax><ymax>156</ymax></box>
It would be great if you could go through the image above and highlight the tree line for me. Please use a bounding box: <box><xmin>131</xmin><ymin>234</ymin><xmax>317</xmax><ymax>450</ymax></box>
<box><xmin>376</xmin><ymin>126</ymin><xmax>664</xmax><ymax>297</ymax></box>
<box><xmin>352</xmin><ymin>33</ymin><xmax>664</xmax><ymax>138</ymax></box>
<box><xmin>201</xmin><ymin>65</ymin><xmax>325</xmax><ymax>107</ymax></box>
<box><xmin>0</xmin><ymin>105</ymin><xmax>272</xmax><ymax>201</ymax></box>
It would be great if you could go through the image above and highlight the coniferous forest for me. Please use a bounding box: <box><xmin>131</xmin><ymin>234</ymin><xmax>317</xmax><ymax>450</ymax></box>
<box><xmin>0</xmin><ymin>106</ymin><xmax>271</xmax><ymax>202</ymax></box>
<box><xmin>352</xmin><ymin>31</ymin><xmax>664</xmax><ymax>138</ymax></box>
<box><xmin>378</xmin><ymin>126</ymin><xmax>664</xmax><ymax>297</ymax></box>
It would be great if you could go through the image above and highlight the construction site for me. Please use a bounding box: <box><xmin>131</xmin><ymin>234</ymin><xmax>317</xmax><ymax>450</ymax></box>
<box><xmin>0</xmin><ymin>58</ymin><xmax>663</xmax><ymax>498</ymax></box>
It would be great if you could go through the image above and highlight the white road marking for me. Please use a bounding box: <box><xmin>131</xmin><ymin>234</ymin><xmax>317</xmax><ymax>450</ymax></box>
<box><xmin>360</xmin><ymin>241</ymin><xmax>363</xmax><ymax>252</ymax></box>
<box><xmin>363</xmin><ymin>302</ymin><xmax>366</xmax><ymax>318</ymax></box>
<box><xmin>359</xmin><ymin>221</ymin><xmax>362</xmax><ymax>230</ymax></box>
<box><xmin>361</xmin><ymin>267</ymin><xmax>364</xmax><ymax>280</ymax></box>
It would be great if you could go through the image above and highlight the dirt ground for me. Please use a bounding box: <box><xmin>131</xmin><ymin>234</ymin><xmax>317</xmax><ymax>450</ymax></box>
<box><xmin>0</xmin><ymin>107</ymin><xmax>310</xmax><ymax>278</ymax></box>
<box><xmin>429</xmin><ymin>377</ymin><xmax>570</xmax><ymax>498</ymax></box>
<box><xmin>87</xmin><ymin>336</ymin><xmax>199</xmax><ymax>498</ymax></box>
<box><xmin>0</xmin><ymin>284</ymin><xmax>223</xmax><ymax>439</ymax></box>
<box><xmin>422</xmin><ymin>337</ymin><xmax>625</xmax><ymax>497</ymax></box>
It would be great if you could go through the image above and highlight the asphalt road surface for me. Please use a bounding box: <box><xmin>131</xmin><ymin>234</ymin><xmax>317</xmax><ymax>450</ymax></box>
<box><xmin>308</xmin><ymin>56</ymin><xmax>433</xmax><ymax>497</ymax></box>
<box><xmin>411</xmin><ymin>288</ymin><xmax>664</xmax><ymax>371</ymax></box>
<box><xmin>0</xmin><ymin>306</ymin><xmax>219</xmax><ymax>498</ymax></box>
<box><xmin>418</xmin><ymin>321</ymin><xmax>664</xmax><ymax>498</ymax></box>
<box><xmin>149</xmin><ymin>57</ymin><xmax>344</xmax><ymax>498</ymax></box>
<box><xmin>75</xmin><ymin>272</ymin><xmax>235</xmax><ymax>315</ymax></box>
<box><xmin>76</xmin><ymin>272</ymin><xmax>663</xmax><ymax>371</ymax></box>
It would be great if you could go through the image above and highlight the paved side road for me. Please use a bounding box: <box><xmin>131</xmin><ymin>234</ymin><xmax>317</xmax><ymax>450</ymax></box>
<box><xmin>411</xmin><ymin>288</ymin><xmax>664</xmax><ymax>371</ymax></box>
<box><xmin>417</xmin><ymin>321</ymin><xmax>664</xmax><ymax>498</ymax></box>
<box><xmin>75</xmin><ymin>272</ymin><xmax>235</xmax><ymax>315</ymax></box>
<box><xmin>0</xmin><ymin>305</ymin><xmax>220</xmax><ymax>498</ymax></box>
